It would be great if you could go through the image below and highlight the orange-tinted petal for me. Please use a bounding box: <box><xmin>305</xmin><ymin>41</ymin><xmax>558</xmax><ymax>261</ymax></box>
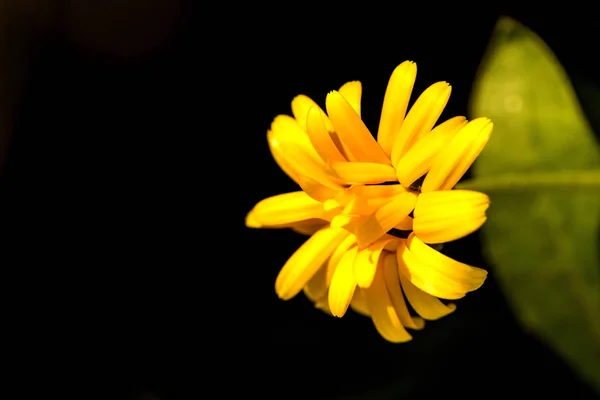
<box><xmin>326</xmin><ymin>90</ymin><xmax>391</xmax><ymax>165</ymax></box>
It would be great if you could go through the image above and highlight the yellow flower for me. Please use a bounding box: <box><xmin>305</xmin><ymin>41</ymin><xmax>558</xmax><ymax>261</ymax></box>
<box><xmin>246</xmin><ymin>61</ymin><xmax>493</xmax><ymax>342</ymax></box>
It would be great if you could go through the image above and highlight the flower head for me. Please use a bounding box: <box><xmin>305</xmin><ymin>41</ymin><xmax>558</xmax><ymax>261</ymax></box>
<box><xmin>246</xmin><ymin>61</ymin><xmax>492</xmax><ymax>342</ymax></box>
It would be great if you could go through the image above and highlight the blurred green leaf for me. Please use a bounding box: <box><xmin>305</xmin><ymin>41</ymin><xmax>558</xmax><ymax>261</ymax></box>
<box><xmin>465</xmin><ymin>16</ymin><xmax>600</xmax><ymax>392</ymax></box>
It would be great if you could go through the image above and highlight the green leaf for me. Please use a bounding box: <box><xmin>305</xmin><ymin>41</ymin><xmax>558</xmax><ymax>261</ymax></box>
<box><xmin>465</xmin><ymin>16</ymin><xmax>600</xmax><ymax>392</ymax></box>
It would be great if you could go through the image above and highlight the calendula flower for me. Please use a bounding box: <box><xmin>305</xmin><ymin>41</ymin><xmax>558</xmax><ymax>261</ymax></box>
<box><xmin>246</xmin><ymin>61</ymin><xmax>492</xmax><ymax>342</ymax></box>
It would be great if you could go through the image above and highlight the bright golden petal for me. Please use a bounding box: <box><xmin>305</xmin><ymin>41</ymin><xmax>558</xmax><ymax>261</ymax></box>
<box><xmin>354</xmin><ymin>191</ymin><xmax>418</xmax><ymax>249</ymax></box>
<box><xmin>348</xmin><ymin>184</ymin><xmax>407</xmax><ymax>216</ymax></box>
<box><xmin>413</xmin><ymin>190</ymin><xmax>490</xmax><ymax>244</ymax></box>
<box><xmin>383</xmin><ymin>253</ymin><xmax>425</xmax><ymax>330</ymax></box>
<box><xmin>421</xmin><ymin>117</ymin><xmax>493</xmax><ymax>192</ymax></box>
<box><xmin>391</xmin><ymin>82</ymin><xmax>452</xmax><ymax>167</ymax></box>
<box><xmin>328</xmin><ymin>246</ymin><xmax>358</xmax><ymax>317</ymax></box>
<box><xmin>270</xmin><ymin>115</ymin><xmax>320</xmax><ymax>159</ymax></box>
<box><xmin>351</xmin><ymin>184</ymin><xmax>407</xmax><ymax>198</ymax></box>
<box><xmin>291</xmin><ymin>94</ymin><xmax>333</xmax><ymax>131</ymax></box>
<box><xmin>338</xmin><ymin>80</ymin><xmax>362</xmax><ymax>116</ymax></box>
<box><xmin>350</xmin><ymin>287</ymin><xmax>371</xmax><ymax>317</ymax></box>
<box><xmin>377</xmin><ymin>61</ymin><xmax>417</xmax><ymax>157</ymax></box>
<box><xmin>397</xmin><ymin>268</ymin><xmax>456</xmax><ymax>320</ymax></box>
<box><xmin>396</xmin><ymin>234</ymin><xmax>487</xmax><ymax>300</ymax></box>
<box><xmin>365</xmin><ymin>254</ymin><xmax>412</xmax><ymax>343</ymax></box>
<box><xmin>329</xmin><ymin>162</ymin><xmax>397</xmax><ymax>185</ymax></box>
<box><xmin>296</xmin><ymin>175</ymin><xmax>341</xmax><ymax>203</ymax></box>
<box><xmin>396</xmin><ymin>116</ymin><xmax>467</xmax><ymax>186</ymax></box>
<box><xmin>306</xmin><ymin>107</ymin><xmax>347</xmax><ymax>163</ymax></box>
<box><xmin>326</xmin><ymin>235</ymin><xmax>357</xmax><ymax>286</ymax></box>
<box><xmin>291</xmin><ymin>220</ymin><xmax>329</xmax><ymax>236</ymax></box>
<box><xmin>268</xmin><ymin>129</ymin><xmax>302</xmax><ymax>185</ymax></box>
<box><xmin>326</xmin><ymin>90</ymin><xmax>391</xmax><ymax>165</ymax></box>
<box><xmin>394</xmin><ymin>215</ymin><xmax>413</xmax><ymax>231</ymax></box>
<box><xmin>354</xmin><ymin>238</ymin><xmax>396</xmax><ymax>288</ymax></box>
<box><xmin>245</xmin><ymin>191</ymin><xmax>325</xmax><ymax>228</ymax></box>
<box><xmin>275</xmin><ymin>227</ymin><xmax>350</xmax><ymax>300</ymax></box>
<box><xmin>268</xmin><ymin>117</ymin><xmax>344</xmax><ymax>189</ymax></box>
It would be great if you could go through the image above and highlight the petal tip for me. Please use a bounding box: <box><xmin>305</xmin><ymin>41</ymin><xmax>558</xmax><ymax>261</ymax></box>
<box><xmin>245</xmin><ymin>212</ymin><xmax>261</xmax><ymax>228</ymax></box>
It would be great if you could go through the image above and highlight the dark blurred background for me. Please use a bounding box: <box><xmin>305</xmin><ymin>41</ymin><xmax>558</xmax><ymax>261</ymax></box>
<box><xmin>1</xmin><ymin>3</ymin><xmax>599</xmax><ymax>399</ymax></box>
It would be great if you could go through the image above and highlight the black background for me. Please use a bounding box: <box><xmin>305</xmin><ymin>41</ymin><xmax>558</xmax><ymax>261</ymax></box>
<box><xmin>1</xmin><ymin>3</ymin><xmax>599</xmax><ymax>399</ymax></box>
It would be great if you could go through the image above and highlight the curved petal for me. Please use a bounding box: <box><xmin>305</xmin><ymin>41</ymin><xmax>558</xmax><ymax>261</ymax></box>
<box><xmin>245</xmin><ymin>191</ymin><xmax>325</xmax><ymax>228</ymax></box>
<box><xmin>328</xmin><ymin>246</ymin><xmax>358</xmax><ymax>317</ymax></box>
<box><xmin>365</xmin><ymin>254</ymin><xmax>413</xmax><ymax>343</ymax></box>
<box><xmin>326</xmin><ymin>235</ymin><xmax>357</xmax><ymax>286</ymax></box>
<box><xmin>296</xmin><ymin>175</ymin><xmax>341</xmax><ymax>203</ymax></box>
<box><xmin>383</xmin><ymin>253</ymin><xmax>425</xmax><ymax>330</ymax></box>
<box><xmin>291</xmin><ymin>94</ymin><xmax>333</xmax><ymax>131</ymax></box>
<box><xmin>391</xmin><ymin>82</ymin><xmax>451</xmax><ymax>167</ymax></box>
<box><xmin>397</xmin><ymin>267</ymin><xmax>456</xmax><ymax>320</ymax></box>
<box><xmin>396</xmin><ymin>116</ymin><xmax>467</xmax><ymax>187</ymax></box>
<box><xmin>275</xmin><ymin>227</ymin><xmax>350</xmax><ymax>300</ymax></box>
<box><xmin>326</xmin><ymin>90</ymin><xmax>391</xmax><ymax>165</ymax></box>
<box><xmin>396</xmin><ymin>234</ymin><xmax>487</xmax><ymax>300</ymax></box>
<box><xmin>421</xmin><ymin>117</ymin><xmax>493</xmax><ymax>192</ymax></box>
<box><xmin>377</xmin><ymin>61</ymin><xmax>417</xmax><ymax>157</ymax></box>
<box><xmin>306</xmin><ymin>107</ymin><xmax>347</xmax><ymax>163</ymax></box>
<box><xmin>354</xmin><ymin>238</ymin><xmax>396</xmax><ymax>288</ymax></box>
<box><xmin>338</xmin><ymin>80</ymin><xmax>362</xmax><ymax>116</ymax></box>
<box><xmin>413</xmin><ymin>190</ymin><xmax>490</xmax><ymax>244</ymax></box>
<box><xmin>268</xmin><ymin>116</ymin><xmax>344</xmax><ymax>189</ymax></box>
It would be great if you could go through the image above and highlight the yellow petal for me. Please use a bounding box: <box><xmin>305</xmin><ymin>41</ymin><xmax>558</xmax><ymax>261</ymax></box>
<box><xmin>377</xmin><ymin>61</ymin><xmax>417</xmax><ymax>157</ymax></box>
<box><xmin>421</xmin><ymin>117</ymin><xmax>493</xmax><ymax>192</ymax></box>
<box><xmin>296</xmin><ymin>175</ymin><xmax>341</xmax><ymax>203</ymax></box>
<box><xmin>394</xmin><ymin>215</ymin><xmax>413</xmax><ymax>231</ymax></box>
<box><xmin>391</xmin><ymin>82</ymin><xmax>452</xmax><ymax>167</ymax></box>
<box><xmin>351</xmin><ymin>184</ymin><xmax>407</xmax><ymax>199</ymax></box>
<box><xmin>245</xmin><ymin>191</ymin><xmax>325</xmax><ymax>228</ymax></box>
<box><xmin>331</xmin><ymin>131</ymin><xmax>359</xmax><ymax>161</ymax></box>
<box><xmin>306</xmin><ymin>106</ymin><xmax>347</xmax><ymax>163</ymax></box>
<box><xmin>291</xmin><ymin>220</ymin><xmax>329</xmax><ymax>236</ymax></box>
<box><xmin>326</xmin><ymin>90</ymin><xmax>391</xmax><ymax>165</ymax></box>
<box><xmin>338</xmin><ymin>80</ymin><xmax>362</xmax><ymax>116</ymax></box>
<box><xmin>397</xmin><ymin>267</ymin><xmax>456</xmax><ymax>320</ymax></box>
<box><xmin>328</xmin><ymin>246</ymin><xmax>358</xmax><ymax>317</ymax></box>
<box><xmin>344</xmin><ymin>184</ymin><xmax>407</xmax><ymax>216</ymax></box>
<box><xmin>354</xmin><ymin>191</ymin><xmax>418</xmax><ymax>249</ymax></box>
<box><xmin>326</xmin><ymin>235</ymin><xmax>357</xmax><ymax>286</ymax></box>
<box><xmin>268</xmin><ymin>116</ymin><xmax>344</xmax><ymax>189</ymax></box>
<box><xmin>350</xmin><ymin>287</ymin><xmax>371</xmax><ymax>317</ymax></box>
<box><xmin>291</xmin><ymin>94</ymin><xmax>333</xmax><ymax>131</ymax></box>
<box><xmin>396</xmin><ymin>234</ymin><xmax>487</xmax><ymax>300</ymax></box>
<box><xmin>354</xmin><ymin>239</ymin><xmax>395</xmax><ymax>288</ymax></box>
<box><xmin>383</xmin><ymin>252</ymin><xmax>425</xmax><ymax>330</ymax></box>
<box><xmin>270</xmin><ymin>114</ymin><xmax>319</xmax><ymax>158</ymax></box>
<box><xmin>268</xmin><ymin>130</ymin><xmax>302</xmax><ymax>185</ymax></box>
<box><xmin>365</xmin><ymin>254</ymin><xmax>412</xmax><ymax>343</ymax></box>
<box><xmin>329</xmin><ymin>162</ymin><xmax>397</xmax><ymax>185</ymax></box>
<box><xmin>396</xmin><ymin>116</ymin><xmax>467</xmax><ymax>187</ymax></box>
<box><xmin>275</xmin><ymin>227</ymin><xmax>350</xmax><ymax>300</ymax></box>
<box><xmin>303</xmin><ymin>262</ymin><xmax>329</xmax><ymax>303</ymax></box>
<box><xmin>413</xmin><ymin>190</ymin><xmax>490</xmax><ymax>244</ymax></box>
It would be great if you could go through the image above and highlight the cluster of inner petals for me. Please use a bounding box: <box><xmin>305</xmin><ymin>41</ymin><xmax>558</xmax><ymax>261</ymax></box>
<box><xmin>246</xmin><ymin>60</ymin><xmax>493</xmax><ymax>342</ymax></box>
